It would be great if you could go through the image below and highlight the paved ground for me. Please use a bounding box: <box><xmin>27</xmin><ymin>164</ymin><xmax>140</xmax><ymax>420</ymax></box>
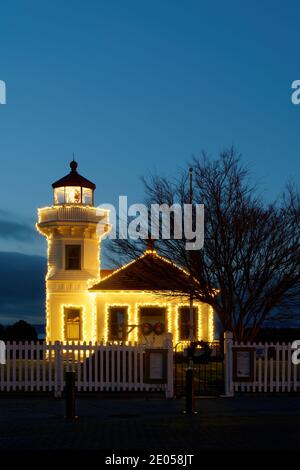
<box><xmin>0</xmin><ymin>394</ymin><xmax>300</xmax><ymax>450</ymax></box>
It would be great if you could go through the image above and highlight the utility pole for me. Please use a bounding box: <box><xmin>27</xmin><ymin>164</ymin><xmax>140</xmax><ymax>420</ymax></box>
<box><xmin>183</xmin><ymin>167</ymin><xmax>197</xmax><ymax>415</ymax></box>
<box><xmin>189</xmin><ymin>167</ymin><xmax>194</xmax><ymax>343</ymax></box>
<box><xmin>184</xmin><ymin>167</ymin><xmax>197</xmax><ymax>414</ymax></box>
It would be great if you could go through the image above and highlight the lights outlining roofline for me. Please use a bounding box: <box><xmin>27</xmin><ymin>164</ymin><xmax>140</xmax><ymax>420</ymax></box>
<box><xmin>89</xmin><ymin>248</ymin><xmax>219</xmax><ymax>300</ymax></box>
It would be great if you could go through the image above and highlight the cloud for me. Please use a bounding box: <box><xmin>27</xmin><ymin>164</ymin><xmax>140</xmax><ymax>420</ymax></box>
<box><xmin>0</xmin><ymin>208</ymin><xmax>38</xmax><ymax>242</ymax></box>
<box><xmin>0</xmin><ymin>252</ymin><xmax>46</xmax><ymax>325</ymax></box>
<box><xmin>0</xmin><ymin>220</ymin><xmax>37</xmax><ymax>241</ymax></box>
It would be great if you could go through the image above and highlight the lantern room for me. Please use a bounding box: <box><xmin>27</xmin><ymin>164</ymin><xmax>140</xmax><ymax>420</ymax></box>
<box><xmin>52</xmin><ymin>160</ymin><xmax>96</xmax><ymax>205</ymax></box>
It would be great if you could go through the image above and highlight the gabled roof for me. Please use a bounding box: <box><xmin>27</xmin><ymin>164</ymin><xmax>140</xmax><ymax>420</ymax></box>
<box><xmin>90</xmin><ymin>250</ymin><xmax>191</xmax><ymax>292</ymax></box>
<box><xmin>52</xmin><ymin>160</ymin><xmax>96</xmax><ymax>189</ymax></box>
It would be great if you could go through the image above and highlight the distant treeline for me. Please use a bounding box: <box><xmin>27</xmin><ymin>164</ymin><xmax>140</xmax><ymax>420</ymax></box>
<box><xmin>0</xmin><ymin>320</ymin><xmax>38</xmax><ymax>341</ymax></box>
<box><xmin>245</xmin><ymin>328</ymin><xmax>300</xmax><ymax>343</ymax></box>
<box><xmin>0</xmin><ymin>322</ymin><xmax>299</xmax><ymax>343</ymax></box>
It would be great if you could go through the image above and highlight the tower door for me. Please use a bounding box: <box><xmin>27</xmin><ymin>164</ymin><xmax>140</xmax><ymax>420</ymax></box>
<box><xmin>139</xmin><ymin>307</ymin><xmax>166</xmax><ymax>346</ymax></box>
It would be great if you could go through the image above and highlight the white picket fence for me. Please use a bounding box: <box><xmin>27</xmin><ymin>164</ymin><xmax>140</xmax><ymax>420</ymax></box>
<box><xmin>0</xmin><ymin>338</ymin><xmax>174</xmax><ymax>398</ymax></box>
<box><xmin>224</xmin><ymin>331</ymin><xmax>300</xmax><ymax>395</ymax></box>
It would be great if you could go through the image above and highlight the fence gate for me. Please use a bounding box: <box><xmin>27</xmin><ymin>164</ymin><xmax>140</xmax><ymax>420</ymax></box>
<box><xmin>174</xmin><ymin>341</ymin><xmax>224</xmax><ymax>397</ymax></box>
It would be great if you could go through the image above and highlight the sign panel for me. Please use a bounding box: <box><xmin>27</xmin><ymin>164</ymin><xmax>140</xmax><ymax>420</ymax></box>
<box><xmin>144</xmin><ymin>349</ymin><xmax>167</xmax><ymax>384</ymax></box>
<box><xmin>233</xmin><ymin>347</ymin><xmax>254</xmax><ymax>382</ymax></box>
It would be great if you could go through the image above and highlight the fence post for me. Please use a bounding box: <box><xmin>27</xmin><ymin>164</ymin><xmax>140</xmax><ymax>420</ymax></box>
<box><xmin>165</xmin><ymin>333</ymin><xmax>174</xmax><ymax>398</ymax></box>
<box><xmin>223</xmin><ymin>331</ymin><xmax>234</xmax><ymax>397</ymax></box>
<box><xmin>54</xmin><ymin>341</ymin><xmax>63</xmax><ymax>398</ymax></box>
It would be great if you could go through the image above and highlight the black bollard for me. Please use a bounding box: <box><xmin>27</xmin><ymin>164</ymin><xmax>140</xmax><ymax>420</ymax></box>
<box><xmin>183</xmin><ymin>359</ymin><xmax>197</xmax><ymax>415</ymax></box>
<box><xmin>65</xmin><ymin>371</ymin><xmax>77</xmax><ymax>419</ymax></box>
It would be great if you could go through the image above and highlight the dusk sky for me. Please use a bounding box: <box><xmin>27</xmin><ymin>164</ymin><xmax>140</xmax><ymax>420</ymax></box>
<box><xmin>0</xmin><ymin>0</ymin><xmax>300</xmax><ymax>323</ymax></box>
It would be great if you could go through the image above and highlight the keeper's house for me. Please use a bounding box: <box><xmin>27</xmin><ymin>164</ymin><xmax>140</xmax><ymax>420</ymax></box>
<box><xmin>37</xmin><ymin>161</ymin><xmax>215</xmax><ymax>346</ymax></box>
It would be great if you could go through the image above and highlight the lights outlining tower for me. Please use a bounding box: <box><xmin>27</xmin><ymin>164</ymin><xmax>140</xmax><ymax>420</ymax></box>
<box><xmin>36</xmin><ymin>160</ymin><xmax>110</xmax><ymax>343</ymax></box>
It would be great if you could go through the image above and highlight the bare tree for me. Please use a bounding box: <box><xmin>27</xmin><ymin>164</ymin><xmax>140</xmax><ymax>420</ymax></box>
<box><xmin>107</xmin><ymin>149</ymin><xmax>300</xmax><ymax>341</ymax></box>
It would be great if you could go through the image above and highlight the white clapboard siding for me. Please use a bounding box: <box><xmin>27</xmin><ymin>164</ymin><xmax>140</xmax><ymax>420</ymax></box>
<box><xmin>0</xmin><ymin>338</ymin><xmax>174</xmax><ymax>398</ymax></box>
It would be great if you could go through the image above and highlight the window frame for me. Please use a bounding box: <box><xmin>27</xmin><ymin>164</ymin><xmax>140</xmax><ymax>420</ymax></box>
<box><xmin>178</xmin><ymin>306</ymin><xmax>198</xmax><ymax>341</ymax></box>
<box><xmin>64</xmin><ymin>307</ymin><xmax>82</xmax><ymax>341</ymax></box>
<box><xmin>65</xmin><ymin>244</ymin><xmax>82</xmax><ymax>270</ymax></box>
<box><xmin>138</xmin><ymin>306</ymin><xmax>167</xmax><ymax>339</ymax></box>
<box><xmin>108</xmin><ymin>306</ymin><xmax>129</xmax><ymax>342</ymax></box>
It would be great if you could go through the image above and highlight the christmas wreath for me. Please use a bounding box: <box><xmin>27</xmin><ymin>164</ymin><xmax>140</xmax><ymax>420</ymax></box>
<box><xmin>141</xmin><ymin>322</ymin><xmax>153</xmax><ymax>336</ymax></box>
<box><xmin>153</xmin><ymin>322</ymin><xmax>165</xmax><ymax>335</ymax></box>
<box><xmin>141</xmin><ymin>322</ymin><xmax>165</xmax><ymax>335</ymax></box>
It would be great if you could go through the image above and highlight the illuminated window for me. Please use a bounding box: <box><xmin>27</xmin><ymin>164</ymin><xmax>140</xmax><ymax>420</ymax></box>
<box><xmin>82</xmin><ymin>188</ymin><xmax>93</xmax><ymax>205</ymax></box>
<box><xmin>64</xmin><ymin>307</ymin><xmax>81</xmax><ymax>341</ymax></box>
<box><xmin>54</xmin><ymin>187</ymin><xmax>65</xmax><ymax>204</ymax></box>
<box><xmin>65</xmin><ymin>245</ymin><xmax>81</xmax><ymax>270</ymax></box>
<box><xmin>178</xmin><ymin>306</ymin><xmax>198</xmax><ymax>340</ymax></box>
<box><xmin>65</xmin><ymin>186</ymin><xmax>81</xmax><ymax>204</ymax></box>
<box><xmin>108</xmin><ymin>306</ymin><xmax>128</xmax><ymax>341</ymax></box>
<box><xmin>54</xmin><ymin>186</ymin><xmax>93</xmax><ymax>205</ymax></box>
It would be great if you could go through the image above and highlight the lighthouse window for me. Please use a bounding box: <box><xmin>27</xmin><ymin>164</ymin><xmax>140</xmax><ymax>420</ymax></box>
<box><xmin>54</xmin><ymin>187</ymin><xmax>65</xmax><ymax>204</ymax></box>
<box><xmin>65</xmin><ymin>245</ymin><xmax>81</xmax><ymax>270</ymax></box>
<box><xmin>65</xmin><ymin>186</ymin><xmax>81</xmax><ymax>204</ymax></box>
<box><xmin>108</xmin><ymin>306</ymin><xmax>128</xmax><ymax>342</ymax></box>
<box><xmin>64</xmin><ymin>308</ymin><xmax>81</xmax><ymax>341</ymax></box>
<box><xmin>82</xmin><ymin>188</ymin><xmax>93</xmax><ymax>205</ymax></box>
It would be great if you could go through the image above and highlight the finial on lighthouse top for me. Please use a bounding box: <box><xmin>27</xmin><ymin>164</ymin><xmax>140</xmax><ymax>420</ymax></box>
<box><xmin>70</xmin><ymin>154</ymin><xmax>78</xmax><ymax>172</ymax></box>
<box><xmin>52</xmin><ymin>158</ymin><xmax>96</xmax><ymax>205</ymax></box>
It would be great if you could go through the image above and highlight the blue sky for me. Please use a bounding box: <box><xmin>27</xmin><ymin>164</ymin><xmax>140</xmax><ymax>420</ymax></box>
<box><xmin>0</xmin><ymin>0</ymin><xmax>300</xmax><ymax>322</ymax></box>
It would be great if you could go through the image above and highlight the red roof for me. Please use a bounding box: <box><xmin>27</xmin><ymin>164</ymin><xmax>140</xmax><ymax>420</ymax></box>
<box><xmin>100</xmin><ymin>269</ymin><xmax>115</xmax><ymax>279</ymax></box>
<box><xmin>90</xmin><ymin>251</ymin><xmax>191</xmax><ymax>292</ymax></box>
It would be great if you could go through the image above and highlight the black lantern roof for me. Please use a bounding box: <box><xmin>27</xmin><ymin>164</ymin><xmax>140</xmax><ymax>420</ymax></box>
<box><xmin>52</xmin><ymin>160</ymin><xmax>96</xmax><ymax>190</ymax></box>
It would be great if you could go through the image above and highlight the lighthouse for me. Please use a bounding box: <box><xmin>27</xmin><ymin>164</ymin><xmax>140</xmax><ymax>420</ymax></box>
<box><xmin>36</xmin><ymin>160</ymin><xmax>110</xmax><ymax>343</ymax></box>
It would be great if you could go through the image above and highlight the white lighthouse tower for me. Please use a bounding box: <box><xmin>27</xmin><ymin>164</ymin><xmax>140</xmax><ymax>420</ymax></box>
<box><xmin>37</xmin><ymin>160</ymin><xmax>110</xmax><ymax>343</ymax></box>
